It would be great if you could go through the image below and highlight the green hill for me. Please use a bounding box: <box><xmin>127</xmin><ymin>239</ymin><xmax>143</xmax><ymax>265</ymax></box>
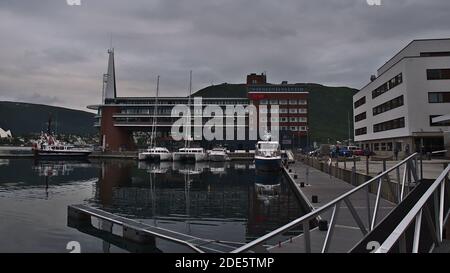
<box><xmin>194</xmin><ymin>83</ymin><xmax>357</xmax><ymax>144</ymax></box>
<box><xmin>0</xmin><ymin>101</ymin><xmax>96</xmax><ymax>136</ymax></box>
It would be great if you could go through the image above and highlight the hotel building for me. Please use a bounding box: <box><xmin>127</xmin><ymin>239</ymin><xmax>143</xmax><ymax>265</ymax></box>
<box><xmin>88</xmin><ymin>50</ymin><xmax>309</xmax><ymax>151</ymax></box>
<box><xmin>353</xmin><ymin>39</ymin><xmax>450</xmax><ymax>157</ymax></box>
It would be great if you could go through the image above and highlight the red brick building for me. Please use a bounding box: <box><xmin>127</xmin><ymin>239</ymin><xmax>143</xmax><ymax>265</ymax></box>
<box><xmin>246</xmin><ymin>73</ymin><xmax>309</xmax><ymax>148</ymax></box>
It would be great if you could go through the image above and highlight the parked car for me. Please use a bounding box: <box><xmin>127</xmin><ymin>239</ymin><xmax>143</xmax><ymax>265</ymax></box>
<box><xmin>339</xmin><ymin>147</ymin><xmax>353</xmax><ymax>157</ymax></box>
<box><xmin>347</xmin><ymin>146</ymin><xmax>364</xmax><ymax>156</ymax></box>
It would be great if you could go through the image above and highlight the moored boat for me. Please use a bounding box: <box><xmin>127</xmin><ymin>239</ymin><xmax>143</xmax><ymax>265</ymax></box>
<box><xmin>208</xmin><ymin>147</ymin><xmax>229</xmax><ymax>162</ymax></box>
<box><xmin>254</xmin><ymin>135</ymin><xmax>281</xmax><ymax>172</ymax></box>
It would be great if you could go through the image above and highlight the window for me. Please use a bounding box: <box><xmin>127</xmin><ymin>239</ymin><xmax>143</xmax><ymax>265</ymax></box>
<box><xmin>372</xmin><ymin>95</ymin><xmax>404</xmax><ymax>116</ymax></box>
<box><xmin>355</xmin><ymin>112</ymin><xmax>367</xmax><ymax>122</ymax></box>
<box><xmin>430</xmin><ymin>115</ymin><xmax>450</xmax><ymax>126</ymax></box>
<box><xmin>280</xmin><ymin>117</ymin><xmax>288</xmax><ymax>122</ymax></box>
<box><xmin>372</xmin><ymin>73</ymin><xmax>403</xmax><ymax>98</ymax></box>
<box><xmin>428</xmin><ymin>92</ymin><xmax>450</xmax><ymax>103</ymax></box>
<box><xmin>260</xmin><ymin>100</ymin><xmax>268</xmax><ymax>104</ymax></box>
<box><xmin>289</xmin><ymin>99</ymin><xmax>298</xmax><ymax>105</ymax></box>
<box><xmin>290</xmin><ymin>126</ymin><xmax>298</xmax><ymax>131</ymax></box>
<box><xmin>280</xmin><ymin>108</ymin><xmax>288</xmax><ymax>113</ymax></box>
<box><xmin>381</xmin><ymin>142</ymin><xmax>386</xmax><ymax>151</ymax></box>
<box><xmin>299</xmin><ymin>126</ymin><xmax>307</xmax><ymax>131</ymax></box>
<box><xmin>289</xmin><ymin>108</ymin><xmax>298</xmax><ymax>114</ymax></box>
<box><xmin>374</xmin><ymin>143</ymin><xmax>380</xmax><ymax>151</ymax></box>
<box><xmin>298</xmin><ymin>108</ymin><xmax>307</xmax><ymax>113</ymax></box>
<box><xmin>354</xmin><ymin>96</ymin><xmax>366</xmax><ymax>109</ymax></box>
<box><xmin>279</xmin><ymin>99</ymin><xmax>288</xmax><ymax>105</ymax></box>
<box><xmin>355</xmin><ymin>127</ymin><xmax>367</xmax><ymax>136</ymax></box>
<box><xmin>280</xmin><ymin>126</ymin><xmax>288</xmax><ymax>131</ymax></box>
<box><xmin>299</xmin><ymin>117</ymin><xmax>307</xmax><ymax>122</ymax></box>
<box><xmin>298</xmin><ymin>100</ymin><xmax>307</xmax><ymax>105</ymax></box>
<box><xmin>373</xmin><ymin>117</ymin><xmax>405</xmax><ymax>133</ymax></box>
<box><xmin>270</xmin><ymin>99</ymin><xmax>278</xmax><ymax>104</ymax></box>
<box><xmin>427</xmin><ymin>69</ymin><xmax>450</xmax><ymax>80</ymax></box>
<box><xmin>289</xmin><ymin>117</ymin><xmax>298</xmax><ymax>122</ymax></box>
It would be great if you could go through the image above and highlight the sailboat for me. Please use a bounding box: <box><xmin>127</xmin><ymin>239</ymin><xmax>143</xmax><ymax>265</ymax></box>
<box><xmin>138</xmin><ymin>76</ymin><xmax>172</xmax><ymax>161</ymax></box>
<box><xmin>173</xmin><ymin>71</ymin><xmax>207</xmax><ymax>162</ymax></box>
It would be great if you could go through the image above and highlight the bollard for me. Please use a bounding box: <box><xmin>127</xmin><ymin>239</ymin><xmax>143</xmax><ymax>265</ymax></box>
<box><xmin>289</xmin><ymin>169</ymin><xmax>292</xmax><ymax>173</ymax></box>
<box><xmin>312</xmin><ymin>195</ymin><xmax>318</xmax><ymax>203</ymax></box>
<box><xmin>344</xmin><ymin>157</ymin><xmax>347</xmax><ymax>170</ymax></box>
<box><xmin>366</xmin><ymin>156</ymin><xmax>369</xmax><ymax>175</ymax></box>
<box><xmin>294</xmin><ymin>174</ymin><xmax>298</xmax><ymax>179</ymax></box>
<box><xmin>318</xmin><ymin>220</ymin><xmax>328</xmax><ymax>231</ymax></box>
<box><xmin>300</xmin><ymin>182</ymin><xmax>305</xmax><ymax>187</ymax></box>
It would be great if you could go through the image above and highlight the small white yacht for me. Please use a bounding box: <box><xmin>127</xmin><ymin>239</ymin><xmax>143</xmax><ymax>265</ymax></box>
<box><xmin>137</xmin><ymin>76</ymin><xmax>172</xmax><ymax>162</ymax></box>
<box><xmin>208</xmin><ymin>147</ymin><xmax>229</xmax><ymax>162</ymax></box>
<box><xmin>138</xmin><ymin>147</ymin><xmax>172</xmax><ymax>161</ymax></box>
<box><xmin>173</xmin><ymin>147</ymin><xmax>207</xmax><ymax>162</ymax></box>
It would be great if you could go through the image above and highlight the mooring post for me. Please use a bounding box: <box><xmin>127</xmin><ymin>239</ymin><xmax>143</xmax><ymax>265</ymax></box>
<box><xmin>344</xmin><ymin>157</ymin><xmax>347</xmax><ymax>170</ymax></box>
<box><xmin>366</xmin><ymin>156</ymin><xmax>369</xmax><ymax>176</ymax></box>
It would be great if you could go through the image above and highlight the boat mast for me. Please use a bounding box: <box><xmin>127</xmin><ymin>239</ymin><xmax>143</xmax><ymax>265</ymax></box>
<box><xmin>185</xmin><ymin>70</ymin><xmax>192</xmax><ymax>148</ymax></box>
<box><xmin>150</xmin><ymin>75</ymin><xmax>160</xmax><ymax>148</ymax></box>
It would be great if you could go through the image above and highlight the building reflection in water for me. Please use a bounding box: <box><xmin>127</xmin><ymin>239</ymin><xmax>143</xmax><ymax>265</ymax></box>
<box><xmin>92</xmin><ymin>160</ymin><xmax>305</xmax><ymax>248</ymax></box>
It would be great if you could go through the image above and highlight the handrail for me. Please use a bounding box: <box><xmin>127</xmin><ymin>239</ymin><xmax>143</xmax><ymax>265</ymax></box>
<box><xmin>232</xmin><ymin>153</ymin><xmax>419</xmax><ymax>253</ymax></box>
<box><xmin>375</xmin><ymin>164</ymin><xmax>450</xmax><ymax>253</ymax></box>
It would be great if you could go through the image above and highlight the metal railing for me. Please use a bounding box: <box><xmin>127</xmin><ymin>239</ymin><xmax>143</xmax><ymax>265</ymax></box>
<box><xmin>375</xmin><ymin>164</ymin><xmax>450</xmax><ymax>253</ymax></box>
<box><xmin>232</xmin><ymin>153</ymin><xmax>421</xmax><ymax>253</ymax></box>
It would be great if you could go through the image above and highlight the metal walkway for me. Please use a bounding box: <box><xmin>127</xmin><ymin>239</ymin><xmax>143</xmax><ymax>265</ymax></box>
<box><xmin>233</xmin><ymin>153</ymin><xmax>450</xmax><ymax>253</ymax></box>
<box><xmin>68</xmin><ymin>204</ymin><xmax>239</xmax><ymax>253</ymax></box>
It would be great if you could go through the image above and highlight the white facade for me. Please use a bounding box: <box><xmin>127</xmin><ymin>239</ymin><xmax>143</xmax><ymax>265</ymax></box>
<box><xmin>353</xmin><ymin>39</ymin><xmax>450</xmax><ymax>154</ymax></box>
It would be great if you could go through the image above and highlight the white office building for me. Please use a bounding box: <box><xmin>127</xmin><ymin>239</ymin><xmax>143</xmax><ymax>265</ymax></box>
<box><xmin>353</xmin><ymin>39</ymin><xmax>450</xmax><ymax>157</ymax></box>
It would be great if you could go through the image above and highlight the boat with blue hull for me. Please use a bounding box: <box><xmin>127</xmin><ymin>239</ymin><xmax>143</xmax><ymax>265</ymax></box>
<box><xmin>254</xmin><ymin>138</ymin><xmax>281</xmax><ymax>172</ymax></box>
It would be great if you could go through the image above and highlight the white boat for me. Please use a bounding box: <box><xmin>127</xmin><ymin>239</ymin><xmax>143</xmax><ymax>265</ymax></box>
<box><xmin>208</xmin><ymin>147</ymin><xmax>229</xmax><ymax>162</ymax></box>
<box><xmin>173</xmin><ymin>147</ymin><xmax>207</xmax><ymax>162</ymax></box>
<box><xmin>138</xmin><ymin>76</ymin><xmax>172</xmax><ymax>162</ymax></box>
<box><xmin>254</xmin><ymin>135</ymin><xmax>281</xmax><ymax>171</ymax></box>
<box><xmin>138</xmin><ymin>147</ymin><xmax>172</xmax><ymax>161</ymax></box>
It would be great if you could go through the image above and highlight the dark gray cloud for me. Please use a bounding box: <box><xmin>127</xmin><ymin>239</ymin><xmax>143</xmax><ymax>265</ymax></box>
<box><xmin>1</xmin><ymin>0</ymin><xmax>450</xmax><ymax>111</ymax></box>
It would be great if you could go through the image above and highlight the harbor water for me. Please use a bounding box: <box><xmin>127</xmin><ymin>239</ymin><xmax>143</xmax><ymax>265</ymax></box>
<box><xmin>0</xmin><ymin>158</ymin><xmax>306</xmax><ymax>253</ymax></box>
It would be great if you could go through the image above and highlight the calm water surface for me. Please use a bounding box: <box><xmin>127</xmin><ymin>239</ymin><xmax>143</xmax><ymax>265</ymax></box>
<box><xmin>0</xmin><ymin>158</ymin><xmax>305</xmax><ymax>253</ymax></box>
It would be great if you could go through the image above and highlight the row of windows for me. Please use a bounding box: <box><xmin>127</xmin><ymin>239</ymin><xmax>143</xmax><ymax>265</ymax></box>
<box><xmin>354</xmin><ymin>96</ymin><xmax>366</xmax><ymax>109</ymax></box>
<box><xmin>248</xmin><ymin>86</ymin><xmax>305</xmax><ymax>92</ymax></box>
<box><xmin>428</xmin><ymin>92</ymin><xmax>450</xmax><ymax>103</ymax></box>
<box><xmin>259</xmin><ymin>117</ymin><xmax>308</xmax><ymax>122</ymax></box>
<box><xmin>260</xmin><ymin>108</ymin><xmax>307</xmax><ymax>114</ymax></box>
<box><xmin>113</xmin><ymin>99</ymin><xmax>248</xmax><ymax>105</ymax></box>
<box><xmin>279</xmin><ymin>117</ymin><xmax>308</xmax><ymax>122</ymax></box>
<box><xmin>373</xmin><ymin>95</ymin><xmax>404</xmax><ymax>116</ymax></box>
<box><xmin>427</xmin><ymin>69</ymin><xmax>450</xmax><ymax>80</ymax></box>
<box><xmin>259</xmin><ymin>99</ymin><xmax>307</xmax><ymax>105</ymax></box>
<box><xmin>355</xmin><ymin>127</ymin><xmax>367</xmax><ymax>136</ymax></box>
<box><xmin>372</xmin><ymin>73</ymin><xmax>403</xmax><ymax>99</ymax></box>
<box><xmin>280</xmin><ymin>126</ymin><xmax>307</xmax><ymax>131</ymax></box>
<box><xmin>373</xmin><ymin>117</ymin><xmax>405</xmax><ymax>133</ymax></box>
<box><xmin>355</xmin><ymin>112</ymin><xmax>366</xmax><ymax>122</ymax></box>
<box><xmin>373</xmin><ymin>142</ymin><xmax>394</xmax><ymax>152</ymax></box>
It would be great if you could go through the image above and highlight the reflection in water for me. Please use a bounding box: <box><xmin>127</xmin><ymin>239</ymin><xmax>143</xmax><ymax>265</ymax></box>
<box><xmin>0</xmin><ymin>159</ymin><xmax>305</xmax><ymax>252</ymax></box>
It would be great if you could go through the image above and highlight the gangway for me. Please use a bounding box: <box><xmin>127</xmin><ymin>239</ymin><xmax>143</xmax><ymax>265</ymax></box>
<box><xmin>68</xmin><ymin>204</ymin><xmax>240</xmax><ymax>253</ymax></box>
<box><xmin>232</xmin><ymin>153</ymin><xmax>447</xmax><ymax>253</ymax></box>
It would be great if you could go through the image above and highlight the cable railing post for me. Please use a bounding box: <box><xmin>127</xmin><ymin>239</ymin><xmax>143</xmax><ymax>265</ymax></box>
<box><xmin>322</xmin><ymin>202</ymin><xmax>341</xmax><ymax>253</ymax></box>
<box><xmin>371</xmin><ymin>176</ymin><xmax>383</xmax><ymax>230</ymax></box>
<box><xmin>412</xmin><ymin>209</ymin><xmax>423</xmax><ymax>253</ymax></box>
<box><xmin>303</xmin><ymin>221</ymin><xmax>311</xmax><ymax>253</ymax></box>
<box><xmin>396</xmin><ymin>166</ymin><xmax>401</xmax><ymax>204</ymax></box>
<box><xmin>439</xmin><ymin>179</ymin><xmax>445</xmax><ymax>243</ymax></box>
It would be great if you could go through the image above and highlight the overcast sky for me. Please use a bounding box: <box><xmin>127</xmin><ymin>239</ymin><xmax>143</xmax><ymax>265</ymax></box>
<box><xmin>0</xmin><ymin>0</ymin><xmax>450</xmax><ymax>112</ymax></box>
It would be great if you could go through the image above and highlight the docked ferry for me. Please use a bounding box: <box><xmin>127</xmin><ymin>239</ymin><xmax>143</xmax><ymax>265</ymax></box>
<box><xmin>138</xmin><ymin>147</ymin><xmax>172</xmax><ymax>161</ymax></box>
